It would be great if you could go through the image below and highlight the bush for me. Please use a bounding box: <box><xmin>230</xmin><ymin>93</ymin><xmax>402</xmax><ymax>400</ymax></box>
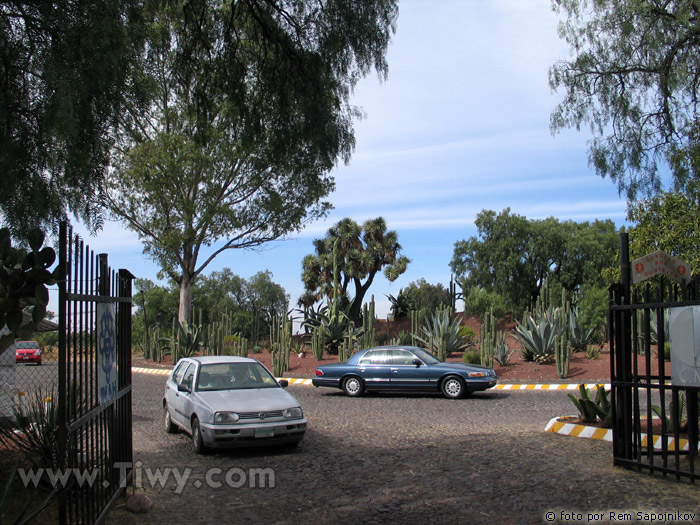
<box><xmin>462</xmin><ymin>350</ymin><xmax>481</xmax><ymax>364</ymax></box>
<box><xmin>463</xmin><ymin>287</ymin><xmax>507</xmax><ymax>320</ymax></box>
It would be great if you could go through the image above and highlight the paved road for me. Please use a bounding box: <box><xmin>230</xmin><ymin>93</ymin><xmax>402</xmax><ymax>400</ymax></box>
<box><xmin>107</xmin><ymin>373</ymin><xmax>700</xmax><ymax>524</ymax></box>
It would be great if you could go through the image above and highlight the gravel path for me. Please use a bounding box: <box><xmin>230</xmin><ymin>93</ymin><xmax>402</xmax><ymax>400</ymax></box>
<box><xmin>107</xmin><ymin>373</ymin><xmax>700</xmax><ymax>524</ymax></box>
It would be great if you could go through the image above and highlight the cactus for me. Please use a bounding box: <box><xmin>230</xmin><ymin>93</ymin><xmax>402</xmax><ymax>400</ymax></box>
<box><xmin>338</xmin><ymin>329</ymin><xmax>354</xmax><ymax>363</ymax></box>
<box><xmin>410</xmin><ymin>309</ymin><xmax>420</xmax><ymax>346</ymax></box>
<box><xmin>555</xmin><ymin>333</ymin><xmax>571</xmax><ymax>379</ymax></box>
<box><xmin>270</xmin><ymin>315</ymin><xmax>292</xmax><ymax>377</ymax></box>
<box><xmin>358</xmin><ymin>297</ymin><xmax>376</xmax><ymax>350</ymax></box>
<box><xmin>480</xmin><ymin>308</ymin><xmax>497</xmax><ymax>368</ymax></box>
<box><xmin>311</xmin><ymin>324</ymin><xmax>325</xmax><ymax>360</ymax></box>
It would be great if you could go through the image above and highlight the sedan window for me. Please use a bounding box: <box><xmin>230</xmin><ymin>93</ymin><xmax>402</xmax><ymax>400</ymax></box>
<box><xmin>390</xmin><ymin>350</ymin><xmax>417</xmax><ymax>365</ymax></box>
<box><xmin>181</xmin><ymin>364</ymin><xmax>195</xmax><ymax>390</ymax></box>
<box><xmin>358</xmin><ymin>350</ymin><xmax>392</xmax><ymax>365</ymax></box>
<box><xmin>172</xmin><ymin>361</ymin><xmax>189</xmax><ymax>384</ymax></box>
<box><xmin>197</xmin><ymin>363</ymin><xmax>278</xmax><ymax>391</ymax></box>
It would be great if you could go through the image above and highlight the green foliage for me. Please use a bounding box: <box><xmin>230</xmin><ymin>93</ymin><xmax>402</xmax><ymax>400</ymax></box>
<box><xmin>569</xmin><ymin>307</ymin><xmax>599</xmax><ymax>352</ymax></box>
<box><xmin>301</xmin><ymin>217</ymin><xmax>410</xmax><ymax>324</ymax></box>
<box><xmin>387</xmin><ymin>289</ymin><xmax>415</xmax><ymax>320</ymax></box>
<box><xmin>479</xmin><ymin>309</ymin><xmax>499</xmax><ymax>368</ymax></box>
<box><xmin>462</xmin><ymin>286</ymin><xmax>507</xmax><ymax>320</ymax></box>
<box><xmin>414</xmin><ymin>309</ymin><xmax>468</xmax><ymax>362</ymax></box>
<box><xmin>401</xmin><ymin>279</ymin><xmax>452</xmax><ymax>322</ymax></box>
<box><xmin>567</xmin><ymin>384</ymin><xmax>612</xmax><ymax>428</ymax></box>
<box><xmin>585</xmin><ymin>346</ymin><xmax>601</xmax><ymax>360</ymax></box>
<box><xmin>573</xmin><ymin>284</ymin><xmax>608</xmax><ymax>340</ymax></box>
<box><xmin>0</xmin><ymin>0</ymin><xmax>148</xmax><ymax>240</ymax></box>
<box><xmin>450</xmin><ymin>209</ymin><xmax>617</xmax><ymax>315</ymax></box>
<box><xmin>628</xmin><ymin>181</ymin><xmax>700</xmax><ymax>277</ymax></box>
<box><xmin>551</xmin><ymin>0</ymin><xmax>700</xmax><ymax>198</ymax></box>
<box><xmin>390</xmin><ymin>331</ymin><xmax>413</xmax><ymax>346</ymax></box>
<box><xmin>494</xmin><ymin>340</ymin><xmax>515</xmax><ymax>367</ymax></box>
<box><xmin>515</xmin><ymin>314</ymin><xmax>564</xmax><ymax>362</ymax></box>
<box><xmin>0</xmin><ymin>228</ymin><xmax>60</xmax><ymax>356</ymax></box>
<box><xmin>462</xmin><ymin>350</ymin><xmax>481</xmax><ymax>365</ymax></box>
<box><xmin>652</xmin><ymin>391</ymin><xmax>687</xmax><ymax>434</ymax></box>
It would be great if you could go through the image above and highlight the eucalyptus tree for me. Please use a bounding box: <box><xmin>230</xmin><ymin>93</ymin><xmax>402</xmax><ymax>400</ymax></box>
<box><xmin>301</xmin><ymin>217</ymin><xmax>410</xmax><ymax>324</ymax></box>
<box><xmin>106</xmin><ymin>0</ymin><xmax>398</xmax><ymax>324</ymax></box>
<box><xmin>550</xmin><ymin>0</ymin><xmax>700</xmax><ymax>199</ymax></box>
<box><xmin>0</xmin><ymin>0</ymin><xmax>147</xmax><ymax>241</ymax></box>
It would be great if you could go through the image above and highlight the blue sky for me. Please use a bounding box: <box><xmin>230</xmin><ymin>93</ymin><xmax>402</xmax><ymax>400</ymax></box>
<box><xmin>73</xmin><ymin>0</ymin><xmax>628</xmax><ymax>323</ymax></box>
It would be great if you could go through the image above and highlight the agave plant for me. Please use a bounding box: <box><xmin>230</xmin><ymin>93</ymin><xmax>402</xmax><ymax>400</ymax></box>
<box><xmin>569</xmin><ymin>308</ymin><xmax>599</xmax><ymax>352</ymax></box>
<box><xmin>514</xmin><ymin>313</ymin><xmax>564</xmax><ymax>362</ymax></box>
<box><xmin>413</xmin><ymin>309</ymin><xmax>468</xmax><ymax>361</ymax></box>
<box><xmin>567</xmin><ymin>384</ymin><xmax>612</xmax><ymax>427</ymax></box>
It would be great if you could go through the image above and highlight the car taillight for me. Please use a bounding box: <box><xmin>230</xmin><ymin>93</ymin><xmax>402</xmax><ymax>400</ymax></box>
<box><xmin>315</xmin><ymin>369</ymin><xmax>324</xmax><ymax>376</ymax></box>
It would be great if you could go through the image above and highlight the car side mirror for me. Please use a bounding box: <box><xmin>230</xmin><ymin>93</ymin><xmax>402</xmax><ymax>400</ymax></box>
<box><xmin>278</xmin><ymin>379</ymin><xmax>289</xmax><ymax>388</ymax></box>
<box><xmin>412</xmin><ymin>359</ymin><xmax>422</xmax><ymax>367</ymax></box>
<box><xmin>177</xmin><ymin>383</ymin><xmax>191</xmax><ymax>393</ymax></box>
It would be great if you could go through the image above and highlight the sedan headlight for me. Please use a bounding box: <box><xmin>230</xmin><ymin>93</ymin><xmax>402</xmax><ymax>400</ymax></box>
<box><xmin>214</xmin><ymin>412</ymin><xmax>240</xmax><ymax>424</ymax></box>
<box><xmin>283</xmin><ymin>407</ymin><xmax>303</xmax><ymax>419</ymax></box>
<box><xmin>468</xmin><ymin>371</ymin><xmax>488</xmax><ymax>378</ymax></box>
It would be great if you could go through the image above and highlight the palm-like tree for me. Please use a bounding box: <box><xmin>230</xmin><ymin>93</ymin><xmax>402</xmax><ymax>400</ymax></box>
<box><xmin>300</xmin><ymin>217</ymin><xmax>410</xmax><ymax>324</ymax></box>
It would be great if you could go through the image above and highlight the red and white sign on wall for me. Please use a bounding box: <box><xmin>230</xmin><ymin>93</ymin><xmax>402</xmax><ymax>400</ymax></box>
<box><xmin>631</xmin><ymin>250</ymin><xmax>691</xmax><ymax>284</ymax></box>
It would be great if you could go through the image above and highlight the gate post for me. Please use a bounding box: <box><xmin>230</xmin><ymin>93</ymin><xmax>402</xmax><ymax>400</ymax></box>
<box><xmin>613</xmin><ymin>232</ymin><xmax>634</xmax><ymax>461</ymax></box>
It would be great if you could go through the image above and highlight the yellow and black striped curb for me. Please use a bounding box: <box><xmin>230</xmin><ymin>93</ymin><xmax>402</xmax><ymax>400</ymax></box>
<box><xmin>131</xmin><ymin>367</ymin><xmax>608</xmax><ymax>390</ymax></box>
<box><xmin>545</xmin><ymin>416</ymin><xmax>699</xmax><ymax>451</ymax></box>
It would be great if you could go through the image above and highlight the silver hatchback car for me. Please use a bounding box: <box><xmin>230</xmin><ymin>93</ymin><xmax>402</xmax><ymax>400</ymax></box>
<box><xmin>163</xmin><ymin>356</ymin><xmax>307</xmax><ymax>453</ymax></box>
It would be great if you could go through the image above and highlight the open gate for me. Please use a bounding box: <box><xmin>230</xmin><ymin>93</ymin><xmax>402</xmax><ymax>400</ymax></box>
<box><xmin>610</xmin><ymin>233</ymin><xmax>700</xmax><ymax>481</ymax></box>
<box><xmin>57</xmin><ymin>222</ymin><xmax>134</xmax><ymax>523</ymax></box>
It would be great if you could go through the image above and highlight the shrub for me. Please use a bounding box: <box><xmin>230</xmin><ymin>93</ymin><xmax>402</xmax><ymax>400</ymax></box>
<box><xmin>463</xmin><ymin>287</ymin><xmax>507</xmax><ymax>320</ymax></box>
<box><xmin>585</xmin><ymin>346</ymin><xmax>601</xmax><ymax>360</ymax></box>
<box><xmin>567</xmin><ymin>384</ymin><xmax>612</xmax><ymax>428</ymax></box>
<box><xmin>462</xmin><ymin>350</ymin><xmax>481</xmax><ymax>364</ymax></box>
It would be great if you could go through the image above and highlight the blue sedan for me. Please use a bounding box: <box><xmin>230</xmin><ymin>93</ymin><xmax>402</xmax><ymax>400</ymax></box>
<box><xmin>312</xmin><ymin>346</ymin><xmax>497</xmax><ymax>399</ymax></box>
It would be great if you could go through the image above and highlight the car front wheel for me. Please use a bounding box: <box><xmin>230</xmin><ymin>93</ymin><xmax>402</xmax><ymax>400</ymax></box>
<box><xmin>441</xmin><ymin>376</ymin><xmax>466</xmax><ymax>399</ymax></box>
<box><xmin>342</xmin><ymin>376</ymin><xmax>365</xmax><ymax>397</ymax></box>
<box><xmin>191</xmin><ymin>417</ymin><xmax>207</xmax><ymax>454</ymax></box>
<box><xmin>164</xmin><ymin>405</ymin><xmax>177</xmax><ymax>434</ymax></box>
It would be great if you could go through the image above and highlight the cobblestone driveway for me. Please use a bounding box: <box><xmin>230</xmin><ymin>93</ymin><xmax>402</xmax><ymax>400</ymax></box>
<box><xmin>108</xmin><ymin>373</ymin><xmax>700</xmax><ymax>524</ymax></box>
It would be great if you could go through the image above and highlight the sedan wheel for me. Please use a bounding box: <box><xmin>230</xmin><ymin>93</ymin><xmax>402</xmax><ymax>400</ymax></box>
<box><xmin>342</xmin><ymin>376</ymin><xmax>365</xmax><ymax>397</ymax></box>
<box><xmin>441</xmin><ymin>376</ymin><xmax>466</xmax><ymax>399</ymax></box>
<box><xmin>164</xmin><ymin>405</ymin><xmax>177</xmax><ymax>434</ymax></box>
<box><xmin>191</xmin><ymin>417</ymin><xmax>207</xmax><ymax>454</ymax></box>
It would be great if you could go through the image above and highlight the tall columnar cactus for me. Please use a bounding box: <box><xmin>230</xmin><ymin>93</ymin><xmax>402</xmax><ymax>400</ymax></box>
<box><xmin>270</xmin><ymin>315</ymin><xmax>292</xmax><ymax>377</ymax></box>
<box><xmin>311</xmin><ymin>325</ymin><xmax>325</xmax><ymax>360</ymax></box>
<box><xmin>480</xmin><ymin>308</ymin><xmax>497</xmax><ymax>368</ymax></box>
<box><xmin>358</xmin><ymin>297</ymin><xmax>376</xmax><ymax>350</ymax></box>
<box><xmin>555</xmin><ymin>334</ymin><xmax>571</xmax><ymax>378</ymax></box>
<box><xmin>338</xmin><ymin>330</ymin><xmax>353</xmax><ymax>363</ymax></box>
<box><xmin>410</xmin><ymin>309</ymin><xmax>420</xmax><ymax>346</ymax></box>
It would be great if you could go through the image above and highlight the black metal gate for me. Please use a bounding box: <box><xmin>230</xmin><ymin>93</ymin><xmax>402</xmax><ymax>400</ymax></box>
<box><xmin>57</xmin><ymin>222</ymin><xmax>134</xmax><ymax>523</ymax></box>
<box><xmin>610</xmin><ymin>233</ymin><xmax>700</xmax><ymax>481</ymax></box>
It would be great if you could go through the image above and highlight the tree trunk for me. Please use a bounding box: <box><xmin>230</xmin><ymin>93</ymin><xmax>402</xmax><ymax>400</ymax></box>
<box><xmin>179</xmin><ymin>274</ymin><xmax>195</xmax><ymax>325</ymax></box>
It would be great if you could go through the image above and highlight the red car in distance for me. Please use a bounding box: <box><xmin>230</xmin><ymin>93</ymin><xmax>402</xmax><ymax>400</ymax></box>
<box><xmin>15</xmin><ymin>341</ymin><xmax>42</xmax><ymax>365</ymax></box>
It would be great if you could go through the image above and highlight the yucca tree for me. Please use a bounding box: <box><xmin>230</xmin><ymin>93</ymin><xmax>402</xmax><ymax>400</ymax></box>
<box><xmin>301</xmin><ymin>217</ymin><xmax>410</xmax><ymax>324</ymax></box>
<box><xmin>414</xmin><ymin>309</ymin><xmax>468</xmax><ymax>361</ymax></box>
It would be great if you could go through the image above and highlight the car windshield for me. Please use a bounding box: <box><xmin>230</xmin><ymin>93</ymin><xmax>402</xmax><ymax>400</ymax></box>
<box><xmin>411</xmin><ymin>347</ymin><xmax>440</xmax><ymax>365</ymax></box>
<box><xmin>196</xmin><ymin>362</ymin><xmax>278</xmax><ymax>391</ymax></box>
<box><xmin>16</xmin><ymin>342</ymin><xmax>39</xmax><ymax>349</ymax></box>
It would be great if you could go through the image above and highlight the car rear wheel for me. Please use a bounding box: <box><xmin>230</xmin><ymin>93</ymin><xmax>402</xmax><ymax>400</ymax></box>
<box><xmin>191</xmin><ymin>417</ymin><xmax>207</xmax><ymax>454</ymax></box>
<box><xmin>441</xmin><ymin>376</ymin><xmax>466</xmax><ymax>399</ymax></box>
<box><xmin>164</xmin><ymin>405</ymin><xmax>177</xmax><ymax>434</ymax></box>
<box><xmin>342</xmin><ymin>376</ymin><xmax>365</xmax><ymax>397</ymax></box>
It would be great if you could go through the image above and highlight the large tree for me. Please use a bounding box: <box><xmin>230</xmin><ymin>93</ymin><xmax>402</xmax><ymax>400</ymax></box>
<box><xmin>0</xmin><ymin>0</ymin><xmax>147</xmax><ymax>241</ymax></box>
<box><xmin>301</xmin><ymin>217</ymin><xmax>410</xmax><ymax>324</ymax></box>
<box><xmin>627</xmin><ymin>180</ymin><xmax>700</xmax><ymax>275</ymax></box>
<box><xmin>450</xmin><ymin>209</ymin><xmax>618</xmax><ymax>314</ymax></box>
<box><xmin>550</xmin><ymin>0</ymin><xmax>700</xmax><ymax>199</ymax></box>
<box><xmin>106</xmin><ymin>0</ymin><xmax>398</xmax><ymax>323</ymax></box>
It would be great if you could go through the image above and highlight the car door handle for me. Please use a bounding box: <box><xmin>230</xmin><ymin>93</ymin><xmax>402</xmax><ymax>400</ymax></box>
<box><xmin>391</xmin><ymin>368</ymin><xmax>398</xmax><ymax>373</ymax></box>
